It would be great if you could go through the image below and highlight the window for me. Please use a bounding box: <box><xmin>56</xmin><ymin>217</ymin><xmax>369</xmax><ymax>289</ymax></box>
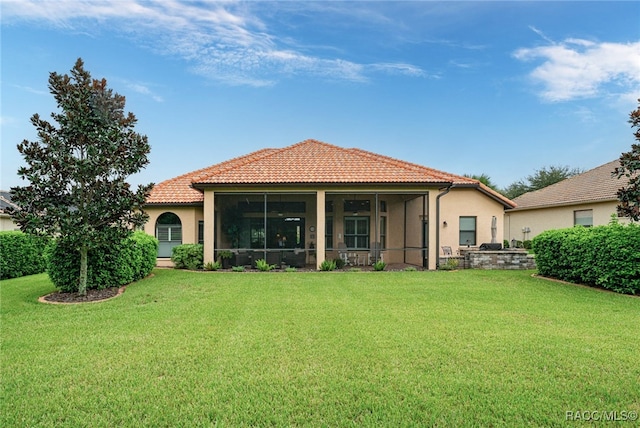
<box><xmin>326</xmin><ymin>216</ymin><xmax>333</xmax><ymax>249</ymax></box>
<box><xmin>344</xmin><ymin>199</ymin><xmax>371</xmax><ymax>213</ymax></box>
<box><xmin>198</xmin><ymin>220</ymin><xmax>204</xmax><ymax>244</ymax></box>
<box><xmin>574</xmin><ymin>210</ymin><xmax>593</xmax><ymax>227</ymax></box>
<box><xmin>156</xmin><ymin>212</ymin><xmax>182</xmax><ymax>257</ymax></box>
<box><xmin>344</xmin><ymin>216</ymin><xmax>369</xmax><ymax>249</ymax></box>
<box><xmin>459</xmin><ymin>216</ymin><xmax>476</xmax><ymax>246</ymax></box>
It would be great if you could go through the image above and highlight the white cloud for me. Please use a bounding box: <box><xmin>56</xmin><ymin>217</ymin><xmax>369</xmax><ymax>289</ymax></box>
<box><xmin>2</xmin><ymin>0</ymin><xmax>425</xmax><ymax>86</ymax></box>
<box><xmin>514</xmin><ymin>38</ymin><xmax>640</xmax><ymax>102</ymax></box>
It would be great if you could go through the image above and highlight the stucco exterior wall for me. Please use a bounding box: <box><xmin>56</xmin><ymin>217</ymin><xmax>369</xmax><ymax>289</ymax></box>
<box><xmin>438</xmin><ymin>188</ymin><xmax>506</xmax><ymax>256</ymax></box>
<box><xmin>504</xmin><ymin>201</ymin><xmax>626</xmax><ymax>242</ymax></box>
<box><xmin>0</xmin><ymin>214</ymin><xmax>19</xmax><ymax>231</ymax></box>
<box><xmin>144</xmin><ymin>206</ymin><xmax>203</xmax><ymax>246</ymax></box>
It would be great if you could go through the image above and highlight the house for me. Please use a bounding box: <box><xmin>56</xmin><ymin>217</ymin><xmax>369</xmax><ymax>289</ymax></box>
<box><xmin>143</xmin><ymin>139</ymin><xmax>515</xmax><ymax>269</ymax></box>
<box><xmin>0</xmin><ymin>191</ymin><xmax>19</xmax><ymax>231</ymax></box>
<box><xmin>504</xmin><ymin>160</ymin><xmax>632</xmax><ymax>243</ymax></box>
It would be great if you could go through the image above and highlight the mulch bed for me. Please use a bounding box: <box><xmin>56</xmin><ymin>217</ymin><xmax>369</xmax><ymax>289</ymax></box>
<box><xmin>41</xmin><ymin>286</ymin><xmax>124</xmax><ymax>304</ymax></box>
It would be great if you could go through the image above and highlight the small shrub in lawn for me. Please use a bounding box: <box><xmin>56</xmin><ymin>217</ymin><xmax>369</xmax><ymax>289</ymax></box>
<box><xmin>231</xmin><ymin>265</ymin><xmax>245</xmax><ymax>272</ymax></box>
<box><xmin>349</xmin><ymin>267</ymin><xmax>361</xmax><ymax>272</ymax></box>
<box><xmin>439</xmin><ymin>258</ymin><xmax>459</xmax><ymax>271</ymax></box>
<box><xmin>373</xmin><ymin>260</ymin><xmax>386</xmax><ymax>271</ymax></box>
<box><xmin>404</xmin><ymin>266</ymin><xmax>418</xmax><ymax>272</ymax></box>
<box><xmin>334</xmin><ymin>258</ymin><xmax>345</xmax><ymax>269</ymax></box>
<box><xmin>255</xmin><ymin>258</ymin><xmax>276</xmax><ymax>271</ymax></box>
<box><xmin>284</xmin><ymin>267</ymin><xmax>297</xmax><ymax>272</ymax></box>
<box><xmin>320</xmin><ymin>259</ymin><xmax>337</xmax><ymax>271</ymax></box>
<box><xmin>171</xmin><ymin>244</ymin><xmax>203</xmax><ymax>270</ymax></box>
<box><xmin>0</xmin><ymin>231</ymin><xmax>49</xmax><ymax>279</ymax></box>
<box><xmin>204</xmin><ymin>261</ymin><xmax>221</xmax><ymax>271</ymax></box>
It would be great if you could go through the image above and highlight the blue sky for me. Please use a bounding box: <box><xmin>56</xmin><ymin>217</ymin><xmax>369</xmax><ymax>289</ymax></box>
<box><xmin>2</xmin><ymin>1</ymin><xmax>639</xmax><ymax>191</ymax></box>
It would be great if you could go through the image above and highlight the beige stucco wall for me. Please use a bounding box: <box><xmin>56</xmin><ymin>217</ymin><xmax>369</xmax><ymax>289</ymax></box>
<box><xmin>0</xmin><ymin>214</ymin><xmax>19</xmax><ymax>231</ymax></box>
<box><xmin>438</xmin><ymin>188</ymin><xmax>506</xmax><ymax>255</ymax></box>
<box><xmin>504</xmin><ymin>200</ymin><xmax>627</xmax><ymax>242</ymax></box>
<box><xmin>144</xmin><ymin>206</ymin><xmax>204</xmax><ymax>245</ymax></box>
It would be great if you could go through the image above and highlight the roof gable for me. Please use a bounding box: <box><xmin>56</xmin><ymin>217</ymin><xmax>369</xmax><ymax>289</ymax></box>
<box><xmin>511</xmin><ymin>160</ymin><xmax>625</xmax><ymax>210</ymax></box>
<box><xmin>146</xmin><ymin>139</ymin><xmax>515</xmax><ymax>208</ymax></box>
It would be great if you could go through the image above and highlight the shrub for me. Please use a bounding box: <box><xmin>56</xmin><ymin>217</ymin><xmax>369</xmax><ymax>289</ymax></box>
<box><xmin>334</xmin><ymin>257</ymin><xmax>346</xmax><ymax>269</ymax></box>
<box><xmin>0</xmin><ymin>231</ymin><xmax>49</xmax><ymax>279</ymax></box>
<box><xmin>404</xmin><ymin>266</ymin><xmax>418</xmax><ymax>272</ymax></box>
<box><xmin>232</xmin><ymin>265</ymin><xmax>245</xmax><ymax>272</ymax></box>
<box><xmin>284</xmin><ymin>267</ymin><xmax>297</xmax><ymax>272</ymax></box>
<box><xmin>255</xmin><ymin>258</ymin><xmax>276</xmax><ymax>271</ymax></box>
<box><xmin>204</xmin><ymin>261</ymin><xmax>222</xmax><ymax>271</ymax></box>
<box><xmin>439</xmin><ymin>258</ymin><xmax>459</xmax><ymax>271</ymax></box>
<box><xmin>46</xmin><ymin>231</ymin><xmax>158</xmax><ymax>292</ymax></box>
<box><xmin>171</xmin><ymin>244</ymin><xmax>203</xmax><ymax>270</ymax></box>
<box><xmin>533</xmin><ymin>223</ymin><xmax>640</xmax><ymax>294</ymax></box>
<box><xmin>373</xmin><ymin>260</ymin><xmax>386</xmax><ymax>271</ymax></box>
<box><xmin>320</xmin><ymin>259</ymin><xmax>337</xmax><ymax>271</ymax></box>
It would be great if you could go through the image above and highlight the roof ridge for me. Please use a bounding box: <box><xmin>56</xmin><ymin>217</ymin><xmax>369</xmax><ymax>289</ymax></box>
<box><xmin>192</xmin><ymin>148</ymin><xmax>278</xmax><ymax>183</ymax></box>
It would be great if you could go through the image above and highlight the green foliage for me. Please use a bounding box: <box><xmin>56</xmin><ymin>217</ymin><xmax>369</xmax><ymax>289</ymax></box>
<box><xmin>501</xmin><ymin>165</ymin><xmax>583</xmax><ymax>199</ymax></box>
<box><xmin>7</xmin><ymin>58</ymin><xmax>153</xmax><ymax>295</ymax></box>
<box><xmin>533</xmin><ymin>223</ymin><xmax>640</xmax><ymax>294</ymax></box>
<box><xmin>404</xmin><ymin>266</ymin><xmax>418</xmax><ymax>272</ymax></box>
<box><xmin>320</xmin><ymin>259</ymin><xmax>337</xmax><ymax>271</ymax></box>
<box><xmin>333</xmin><ymin>257</ymin><xmax>345</xmax><ymax>269</ymax></box>
<box><xmin>171</xmin><ymin>244</ymin><xmax>203</xmax><ymax>270</ymax></box>
<box><xmin>232</xmin><ymin>265</ymin><xmax>245</xmax><ymax>272</ymax></box>
<box><xmin>204</xmin><ymin>261</ymin><xmax>222</xmax><ymax>271</ymax></box>
<box><xmin>503</xmin><ymin>239</ymin><xmax>510</xmax><ymax>249</ymax></box>
<box><xmin>439</xmin><ymin>258</ymin><xmax>459</xmax><ymax>271</ymax></box>
<box><xmin>255</xmin><ymin>258</ymin><xmax>276</xmax><ymax>271</ymax></box>
<box><xmin>284</xmin><ymin>267</ymin><xmax>297</xmax><ymax>272</ymax></box>
<box><xmin>613</xmin><ymin>98</ymin><xmax>640</xmax><ymax>220</ymax></box>
<box><xmin>0</xmin><ymin>231</ymin><xmax>49</xmax><ymax>279</ymax></box>
<box><xmin>373</xmin><ymin>260</ymin><xmax>387</xmax><ymax>271</ymax></box>
<box><xmin>522</xmin><ymin>240</ymin><xmax>532</xmax><ymax>250</ymax></box>
<box><xmin>463</xmin><ymin>173</ymin><xmax>500</xmax><ymax>191</ymax></box>
<box><xmin>46</xmin><ymin>231</ymin><xmax>157</xmax><ymax>292</ymax></box>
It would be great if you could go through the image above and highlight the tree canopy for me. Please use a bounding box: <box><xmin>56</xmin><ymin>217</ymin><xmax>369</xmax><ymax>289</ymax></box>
<box><xmin>9</xmin><ymin>58</ymin><xmax>153</xmax><ymax>295</ymax></box>
<box><xmin>613</xmin><ymin>99</ymin><xmax>640</xmax><ymax>221</ymax></box>
<box><xmin>501</xmin><ymin>165</ymin><xmax>584</xmax><ymax>200</ymax></box>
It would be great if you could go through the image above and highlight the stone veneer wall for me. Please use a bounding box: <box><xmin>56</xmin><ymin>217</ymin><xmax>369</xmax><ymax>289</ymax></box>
<box><xmin>467</xmin><ymin>250</ymin><xmax>536</xmax><ymax>270</ymax></box>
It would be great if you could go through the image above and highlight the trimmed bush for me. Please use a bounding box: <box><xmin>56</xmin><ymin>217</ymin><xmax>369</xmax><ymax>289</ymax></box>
<box><xmin>171</xmin><ymin>244</ymin><xmax>203</xmax><ymax>270</ymax></box>
<box><xmin>46</xmin><ymin>231</ymin><xmax>158</xmax><ymax>292</ymax></box>
<box><xmin>0</xmin><ymin>231</ymin><xmax>49</xmax><ymax>279</ymax></box>
<box><xmin>533</xmin><ymin>223</ymin><xmax>640</xmax><ymax>294</ymax></box>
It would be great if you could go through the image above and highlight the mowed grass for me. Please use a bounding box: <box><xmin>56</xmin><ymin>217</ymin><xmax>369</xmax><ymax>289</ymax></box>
<box><xmin>2</xmin><ymin>269</ymin><xmax>639</xmax><ymax>427</ymax></box>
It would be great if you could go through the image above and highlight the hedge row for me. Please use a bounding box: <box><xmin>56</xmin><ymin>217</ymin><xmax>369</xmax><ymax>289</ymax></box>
<box><xmin>46</xmin><ymin>231</ymin><xmax>158</xmax><ymax>292</ymax></box>
<box><xmin>171</xmin><ymin>244</ymin><xmax>203</xmax><ymax>270</ymax></box>
<box><xmin>0</xmin><ymin>231</ymin><xmax>50</xmax><ymax>280</ymax></box>
<box><xmin>532</xmin><ymin>223</ymin><xmax>640</xmax><ymax>294</ymax></box>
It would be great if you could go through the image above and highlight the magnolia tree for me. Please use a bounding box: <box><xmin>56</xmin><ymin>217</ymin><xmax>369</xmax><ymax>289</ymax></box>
<box><xmin>614</xmin><ymin>99</ymin><xmax>640</xmax><ymax>221</ymax></box>
<box><xmin>9</xmin><ymin>58</ymin><xmax>153</xmax><ymax>295</ymax></box>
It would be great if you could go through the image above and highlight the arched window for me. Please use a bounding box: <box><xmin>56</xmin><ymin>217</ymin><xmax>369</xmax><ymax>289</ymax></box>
<box><xmin>156</xmin><ymin>212</ymin><xmax>182</xmax><ymax>257</ymax></box>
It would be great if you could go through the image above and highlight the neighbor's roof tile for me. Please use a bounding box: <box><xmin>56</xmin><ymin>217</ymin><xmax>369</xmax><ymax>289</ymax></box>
<box><xmin>510</xmin><ymin>160</ymin><xmax>625</xmax><ymax>210</ymax></box>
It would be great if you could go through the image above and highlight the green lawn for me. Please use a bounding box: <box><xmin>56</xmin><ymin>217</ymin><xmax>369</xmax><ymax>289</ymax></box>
<box><xmin>2</xmin><ymin>269</ymin><xmax>639</xmax><ymax>427</ymax></box>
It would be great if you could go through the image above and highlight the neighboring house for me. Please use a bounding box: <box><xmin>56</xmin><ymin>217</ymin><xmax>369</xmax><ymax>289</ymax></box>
<box><xmin>504</xmin><ymin>160</ymin><xmax>632</xmax><ymax>243</ymax></box>
<box><xmin>144</xmin><ymin>139</ymin><xmax>515</xmax><ymax>269</ymax></box>
<box><xmin>0</xmin><ymin>191</ymin><xmax>20</xmax><ymax>231</ymax></box>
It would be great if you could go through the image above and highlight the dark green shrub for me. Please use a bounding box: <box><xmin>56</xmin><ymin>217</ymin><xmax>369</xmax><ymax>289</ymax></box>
<box><xmin>503</xmin><ymin>239</ymin><xmax>510</xmax><ymax>249</ymax></box>
<box><xmin>334</xmin><ymin>257</ymin><xmax>345</xmax><ymax>269</ymax></box>
<box><xmin>255</xmin><ymin>258</ymin><xmax>276</xmax><ymax>271</ymax></box>
<box><xmin>46</xmin><ymin>231</ymin><xmax>158</xmax><ymax>292</ymax></box>
<box><xmin>533</xmin><ymin>223</ymin><xmax>640</xmax><ymax>294</ymax></box>
<box><xmin>373</xmin><ymin>260</ymin><xmax>387</xmax><ymax>271</ymax></box>
<box><xmin>522</xmin><ymin>240</ymin><xmax>532</xmax><ymax>250</ymax></box>
<box><xmin>171</xmin><ymin>244</ymin><xmax>203</xmax><ymax>270</ymax></box>
<box><xmin>320</xmin><ymin>259</ymin><xmax>337</xmax><ymax>271</ymax></box>
<box><xmin>0</xmin><ymin>231</ymin><xmax>49</xmax><ymax>279</ymax></box>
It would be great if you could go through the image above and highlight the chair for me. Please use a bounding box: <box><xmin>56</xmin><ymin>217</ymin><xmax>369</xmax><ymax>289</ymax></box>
<box><xmin>441</xmin><ymin>246</ymin><xmax>452</xmax><ymax>263</ymax></box>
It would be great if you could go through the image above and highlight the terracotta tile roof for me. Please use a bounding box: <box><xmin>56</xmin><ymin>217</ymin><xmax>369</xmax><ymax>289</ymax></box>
<box><xmin>510</xmin><ymin>160</ymin><xmax>626</xmax><ymax>210</ymax></box>
<box><xmin>146</xmin><ymin>139</ymin><xmax>515</xmax><ymax>207</ymax></box>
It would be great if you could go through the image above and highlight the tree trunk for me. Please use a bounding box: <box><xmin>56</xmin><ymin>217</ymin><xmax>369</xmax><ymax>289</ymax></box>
<box><xmin>79</xmin><ymin>245</ymin><xmax>88</xmax><ymax>296</ymax></box>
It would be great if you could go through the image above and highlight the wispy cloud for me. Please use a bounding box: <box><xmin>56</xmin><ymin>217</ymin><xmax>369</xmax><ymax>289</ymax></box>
<box><xmin>2</xmin><ymin>0</ymin><xmax>426</xmax><ymax>87</ymax></box>
<box><xmin>514</xmin><ymin>34</ymin><xmax>640</xmax><ymax>102</ymax></box>
<box><xmin>118</xmin><ymin>80</ymin><xmax>164</xmax><ymax>103</ymax></box>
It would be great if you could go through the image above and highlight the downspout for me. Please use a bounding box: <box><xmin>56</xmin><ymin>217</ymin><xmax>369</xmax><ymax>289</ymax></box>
<box><xmin>435</xmin><ymin>184</ymin><xmax>453</xmax><ymax>270</ymax></box>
